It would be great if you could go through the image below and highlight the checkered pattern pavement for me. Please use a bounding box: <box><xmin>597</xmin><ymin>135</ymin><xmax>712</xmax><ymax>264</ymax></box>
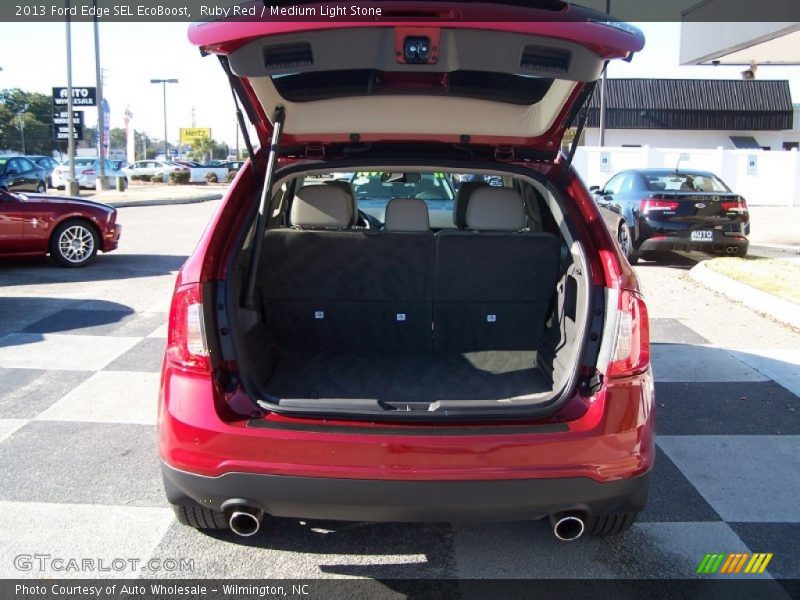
<box><xmin>1</xmin><ymin>294</ymin><xmax>798</xmax><ymax>584</ymax></box>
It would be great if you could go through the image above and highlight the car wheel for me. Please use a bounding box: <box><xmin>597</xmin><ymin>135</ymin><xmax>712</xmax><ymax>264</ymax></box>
<box><xmin>35</xmin><ymin>181</ymin><xmax>46</xmax><ymax>193</ymax></box>
<box><xmin>618</xmin><ymin>222</ymin><xmax>638</xmax><ymax>265</ymax></box>
<box><xmin>587</xmin><ymin>512</ymin><xmax>638</xmax><ymax>536</ymax></box>
<box><xmin>172</xmin><ymin>505</ymin><xmax>229</xmax><ymax>530</ymax></box>
<box><xmin>49</xmin><ymin>219</ymin><xmax>99</xmax><ymax>268</ymax></box>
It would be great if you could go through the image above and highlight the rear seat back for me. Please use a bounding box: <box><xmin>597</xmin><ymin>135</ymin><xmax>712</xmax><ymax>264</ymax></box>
<box><xmin>261</xmin><ymin>184</ymin><xmax>561</xmax><ymax>354</ymax></box>
<box><xmin>434</xmin><ymin>187</ymin><xmax>561</xmax><ymax>351</ymax></box>
<box><xmin>261</xmin><ymin>188</ymin><xmax>434</xmax><ymax>351</ymax></box>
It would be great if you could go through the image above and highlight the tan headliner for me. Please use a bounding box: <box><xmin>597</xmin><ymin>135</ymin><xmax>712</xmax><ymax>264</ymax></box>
<box><xmin>250</xmin><ymin>77</ymin><xmax>577</xmax><ymax>138</ymax></box>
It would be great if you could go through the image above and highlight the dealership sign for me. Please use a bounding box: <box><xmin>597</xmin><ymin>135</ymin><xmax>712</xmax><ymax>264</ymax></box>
<box><xmin>180</xmin><ymin>127</ymin><xmax>211</xmax><ymax>144</ymax></box>
<box><xmin>52</xmin><ymin>87</ymin><xmax>97</xmax><ymax>107</ymax></box>
<box><xmin>52</xmin><ymin>110</ymin><xmax>84</xmax><ymax>141</ymax></box>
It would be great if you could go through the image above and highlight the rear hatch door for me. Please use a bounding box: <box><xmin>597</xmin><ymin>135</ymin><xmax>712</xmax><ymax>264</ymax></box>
<box><xmin>189</xmin><ymin>1</ymin><xmax>644</xmax><ymax>157</ymax></box>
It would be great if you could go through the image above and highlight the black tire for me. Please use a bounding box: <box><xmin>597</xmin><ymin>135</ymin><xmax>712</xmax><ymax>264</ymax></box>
<box><xmin>172</xmin><ymin>504</ymin><xmax>229</xmax><ymax>530</ymax></box>
<box><xmin>49</xmin><ymin>219</ymin><xmax>99</xmax><ymax>268</ymax></box>
<box><xmin>35</xmin><ymin>181</ymin><xmax>46</xmax><ymax>194</ymax></box>
<box><xmin>618</xmin><ymin>222</ymin><xmax>639</xmax><ymax>265</ymax></box>
<box><xmin>587</xmin><ymin>512</ymin><xmax>638</xmax><ymax>536</ymax></box>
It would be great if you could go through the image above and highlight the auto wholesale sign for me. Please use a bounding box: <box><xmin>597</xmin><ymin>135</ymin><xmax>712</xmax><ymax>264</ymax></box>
<box><xmin>180</xmin><ymin>127</ymin><xmax>212</xmax><ymax>144</ymax></box>
<box><xmin>52</xmin><ymin>86</ymin><xmax>97</xmax><ymax>107</ymax></box>
<box><xmin>52</xmin><ymin>110</ymin><xmax>84</xmax><ymax>141</ymax></box>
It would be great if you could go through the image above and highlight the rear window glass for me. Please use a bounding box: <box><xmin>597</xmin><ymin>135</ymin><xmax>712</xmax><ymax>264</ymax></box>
<box><xmin>272</xmin><ymin>70</ymin><xmax>554</xmax><ymax>105</ymax></box>
<box><xmin>62</xmin><ymin>158</ymin><xmax>96</xmax><ymax>167</ymax></box>
<box><xmin>644</xmin><ymin>172</ymin><xmax>729</xmax><ymax>193</ymax></box>
<box><xmin>350</xmin><ymin>172</ymin><xmax>454</xmax><ymax>201</ymax></box>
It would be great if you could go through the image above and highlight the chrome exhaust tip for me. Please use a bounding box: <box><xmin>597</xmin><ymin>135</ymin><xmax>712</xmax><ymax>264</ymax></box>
<box><xmin>551</xmin><ymin>513</ymin><xmax>585</xmax><ymax>541</ymax></box>
<box><xmin>228</xmin><ymin>507</ymin><xmax>263</xmax><ymax>537</ymax></box>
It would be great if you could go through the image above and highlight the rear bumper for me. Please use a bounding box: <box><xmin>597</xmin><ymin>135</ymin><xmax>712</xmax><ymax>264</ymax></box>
<box><xmin>637</xmin><ymin>234</ymin><xmax>748</xmax><ymax>254</ymax></box>
<box><xmin>162</xmin><ymin>462</ymin><xmax>651</xmax><ymax>522</ymax></box>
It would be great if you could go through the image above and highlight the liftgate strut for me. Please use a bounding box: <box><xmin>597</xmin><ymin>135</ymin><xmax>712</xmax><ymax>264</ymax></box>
<box><xmin>243</xmin><ymin>105</ymin><xmax>285</xmax><ymax>308</ymax></box>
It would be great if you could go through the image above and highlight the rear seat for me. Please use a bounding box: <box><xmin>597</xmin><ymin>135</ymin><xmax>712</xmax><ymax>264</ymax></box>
<box><xmin>260</xmin><ymin>184</ymin><xmax>560</xmax><ymax>354</ymax></box>
<box><xmin>260</xmin><ymin>187</ymin><xmax>433</xmax><ymax>351</ymax></box>
<box><xmin>434</xmin><ymin>187</ymin><xmax>561</xmax><ymax>352</ymax></box>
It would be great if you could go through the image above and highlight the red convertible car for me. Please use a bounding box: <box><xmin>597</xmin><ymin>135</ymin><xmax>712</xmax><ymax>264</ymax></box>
<box><xmin>0</xmin><ymin>189</ymin><xmax>121</xmax><ymax>267</ymax></box>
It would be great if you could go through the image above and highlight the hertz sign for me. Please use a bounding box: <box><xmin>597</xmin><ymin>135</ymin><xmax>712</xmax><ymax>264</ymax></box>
<box><xmin>180</xmin><ymin>128</ymin><xmax>211</xmax><ymax>144</ymax></box>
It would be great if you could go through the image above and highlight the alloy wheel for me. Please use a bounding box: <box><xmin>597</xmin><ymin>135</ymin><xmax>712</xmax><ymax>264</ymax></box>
<box><xmin>58</xmin><ymin>225</ymin><xmax>95</xmax><ymax>264</ymax></box>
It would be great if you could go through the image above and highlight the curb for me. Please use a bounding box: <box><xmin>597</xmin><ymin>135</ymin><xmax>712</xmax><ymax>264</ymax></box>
<box><xmin>689</xmin><ymin>261</ymin><xmax>800</xmax><ymax>330</ymax></box>
<box><xmin>749</xmin><ymin>243</ymin><xmax>800</xmax><ymax>256</ymax></box>
<box><xmin>103</xmin><ymin>194</ymin><xmax>223</xmax><ymax>208</ymax></box>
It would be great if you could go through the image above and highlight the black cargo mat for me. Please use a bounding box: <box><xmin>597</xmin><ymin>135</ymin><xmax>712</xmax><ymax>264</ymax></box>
<box><xmin>260</xmin><ymin>350</ymin><xmax>552</xmax><ymax>402</ymax></box>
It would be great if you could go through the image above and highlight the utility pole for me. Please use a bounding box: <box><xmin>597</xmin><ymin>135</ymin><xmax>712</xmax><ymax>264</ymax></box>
<box><xmin>598</xmin><ymin>0</ymin><xmax>610</xmax><ymax>147</ymax></box>
<box><xmin>93</xmin><ymin>0</ymin><xmax>108</xmax><ymax>189</ymax></box>
<box><xmin>17</xmin><ymin>111</ymin><xmax>26</xmax><ymax>154</ymax></box>
<box><xmin>235</xmin><ymin>117</ymin><xmax>240</xmax><ymax>160</ymax></box>
<box><xmin>150</xmin><ymin>78</ymin><xmax>178</xmax><ymax>160</ymax></box>
<box><xmin>65</xmin><ymin>0</ymin><xmax>79</xmax><ymax>196</ymax></box>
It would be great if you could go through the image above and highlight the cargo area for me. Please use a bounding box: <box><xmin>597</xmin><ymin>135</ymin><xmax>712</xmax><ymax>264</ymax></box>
<box><xmin>227</xmin><ymin>168</ymin><xmax>595</xmax><ymax>416</ymax></box>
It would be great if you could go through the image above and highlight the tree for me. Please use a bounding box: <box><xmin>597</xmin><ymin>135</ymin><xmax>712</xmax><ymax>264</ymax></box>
<box><xmin>0</xmin><ymin>88</ymin><xmax>58</xmax><ymax>155</ymax></box>
<box><xmin>109</xmin><ymin>127</ymin><xmax>126</xmax><ymax>151</ymax></box>
<box><xmin>189</xmin><ymin>137</ymin><xmax>213</xmax><ymax>162</ymax></box>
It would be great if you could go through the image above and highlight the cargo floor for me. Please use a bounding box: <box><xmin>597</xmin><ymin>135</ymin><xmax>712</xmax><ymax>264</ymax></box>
<box><xmin>261</xmin><ymin>349</ymin><xmax>552</xmax><ymax>402</ymax></box>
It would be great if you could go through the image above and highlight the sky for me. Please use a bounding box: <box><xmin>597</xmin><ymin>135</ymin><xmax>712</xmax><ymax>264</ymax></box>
<box><xmin>0</xmin><ymin>21</ymin><xmax>798</xmax><ymax>148</ymax></box>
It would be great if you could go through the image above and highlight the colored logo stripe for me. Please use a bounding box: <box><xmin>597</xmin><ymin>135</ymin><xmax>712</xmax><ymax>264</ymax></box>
<box><xmin>697</xmin><ymin>553</ymin><xmax>773</xmax><ymax>574</ymax></box>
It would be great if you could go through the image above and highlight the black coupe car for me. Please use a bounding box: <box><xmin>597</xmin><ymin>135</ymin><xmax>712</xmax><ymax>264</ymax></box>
<box><xmin>591</xmin><ymin>168</ymin><xmax>750</xmax><ymax>264</ymax></box>
<box><xmin>0</xmin><ymin>156</ymin><xmax>48</xmax><ymax>194</ymax></box>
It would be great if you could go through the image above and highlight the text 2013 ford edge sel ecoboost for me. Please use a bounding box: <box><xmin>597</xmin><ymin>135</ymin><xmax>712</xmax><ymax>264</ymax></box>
<box><xmin>159</xmin><ymin>1</ymin><xmax>654</xmax><ymax>541</ymax></box>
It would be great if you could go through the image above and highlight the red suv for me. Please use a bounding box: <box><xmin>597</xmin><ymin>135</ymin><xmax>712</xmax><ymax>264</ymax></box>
<box><xmin>159</xmin><ymin>2</ymin><xmax>653</xmax><ymax>542</ymax></box>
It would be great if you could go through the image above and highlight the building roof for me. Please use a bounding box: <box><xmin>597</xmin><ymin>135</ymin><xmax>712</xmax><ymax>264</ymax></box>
<box><xmin>586</xmin><ymin>78</ymin><xmax>794</xmax><ymax>130</ymax></box>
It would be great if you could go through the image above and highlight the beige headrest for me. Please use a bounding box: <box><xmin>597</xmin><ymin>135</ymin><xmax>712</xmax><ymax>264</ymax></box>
<box><xmin>291</xmin><ymin>184</ymin><xmax>354</xmax><ymax>229</ymax></box>
<box><xmin>465</xmin><ymin>187</ymin><xmax>525</xmax><ymax>231</ymax></box>
<box><xmin>384</xmin><ymin>198</ymin><xmax>430</xmax><ymax>232</ymax></box>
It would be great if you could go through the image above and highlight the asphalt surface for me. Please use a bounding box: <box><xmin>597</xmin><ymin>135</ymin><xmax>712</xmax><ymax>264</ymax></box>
<box><xmin>0</xmin><ymin>201</ymin><xmax>799</xmax><ymax>592</ymax></box>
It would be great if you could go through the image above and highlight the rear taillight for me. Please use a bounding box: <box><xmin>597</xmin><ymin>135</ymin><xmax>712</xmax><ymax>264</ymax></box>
<box><xmin>608</xmin><ymin>289</ymin><xmax>650</xmax><ymax>378</ymax></box>
<box><xmin>640</xmin><ymin>199</ymin><xmax>679</xmax><ymax>213</ymax></box>
<box><xmin>166</xmin><ymin>283</ymin><xmax>210</xmax><ymax>373</ymax></box>
<box><xmin>721</xmin><ymin>197</ymin><xmax>748</xmax><ymax>213</ymax></box>
<box><xmin>82</xmin><ymin>169</ymin><xmax>95</xmax><ymax>175</ymax></box>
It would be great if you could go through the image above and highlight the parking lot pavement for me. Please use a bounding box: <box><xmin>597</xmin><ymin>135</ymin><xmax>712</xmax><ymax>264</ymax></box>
<box><xmin>0</xmin><ymin>203</ymin><xmax>799</xmax><ymax>588</ymax></box>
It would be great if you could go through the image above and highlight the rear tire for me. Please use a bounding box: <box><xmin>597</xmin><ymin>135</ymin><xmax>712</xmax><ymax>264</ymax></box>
<box><xmin>618</xmin><ymin>222</ymin><xmax>639</xmax><ymax>265</ymax></box>
<box><xmin>172</xmin><ymin>505</ymin><xmax>229</xmax><ymax>530</ymax></box>
<box><xmin>587</xmin><ymin>512</ymin><xmax>638</xmax><ymax>536</ymax></box>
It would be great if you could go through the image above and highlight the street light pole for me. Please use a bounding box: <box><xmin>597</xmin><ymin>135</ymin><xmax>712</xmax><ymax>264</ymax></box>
<box><xmin>65</xmin><ymin>0</ymin><xmax>79</xmax><ymax>196</ymax></box>
<box><xmin>150</xmin><ymin>78</ymin><xmax>178</xmax><ymax>160</ymax></box>
<box><xmin>93</xmin><ymin>0</ymin><xmax>108</xmax><ymax>190</ymax></box>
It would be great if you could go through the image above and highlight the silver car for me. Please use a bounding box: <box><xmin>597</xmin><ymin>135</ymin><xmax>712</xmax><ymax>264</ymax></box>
<box><xmin>52</xmin><ymin>158</ymin><xmax>128</xmax><ymax>190</ymax></box>
<box><xmin>122</xmin><ymin>160</ymin><xmax>186</xmax><ymax>182</ymax></box>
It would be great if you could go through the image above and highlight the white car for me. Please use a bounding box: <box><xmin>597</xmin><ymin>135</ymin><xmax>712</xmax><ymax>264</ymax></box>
<box><xmin>122</xmin><ymin>160</ymin><xmax>188</xmax><ymax>181</ymax></box>
<box><xmin>51</xmin><ymin>158</ymin><xmax>128</xmax><ymax>190</ymax></box>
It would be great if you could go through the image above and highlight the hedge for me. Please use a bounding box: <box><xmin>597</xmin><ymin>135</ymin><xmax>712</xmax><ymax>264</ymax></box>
<box><xmin>169</xmin><ymin>171</ymin><xmax>191</xmax><ymax>184</ymax></box>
